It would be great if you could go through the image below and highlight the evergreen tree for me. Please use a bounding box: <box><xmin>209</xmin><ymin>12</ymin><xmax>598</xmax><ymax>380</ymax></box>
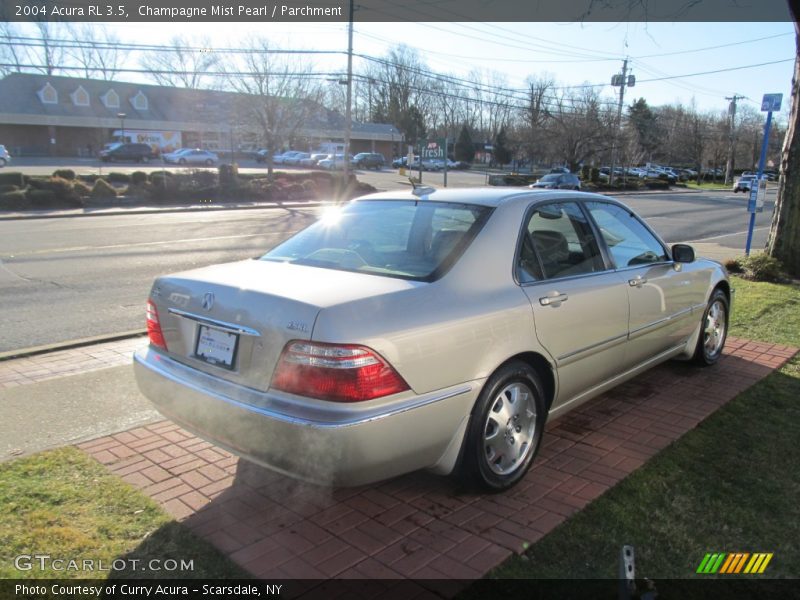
<box><xmin>454</xmin><ymin>124</ymin><xmax>475</xmax><ymax>163</ymax></box>
<box><xmin>493</xmin><ymin>126</ymin><xmax>512</xmax><ymax>166</ymax></box>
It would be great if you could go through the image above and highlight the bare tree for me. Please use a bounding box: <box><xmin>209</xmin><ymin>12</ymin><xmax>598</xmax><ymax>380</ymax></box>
<box><xmin>519</xmin><ymin>76</ymin><xmax>555</xmax><ymax>165</ymax></box>
<box><xmin>140</xmin><ymin>35</ymin><xmax>218</xmax><ymax>89</ymax></box>
<box><xmin>0</xmin><ymin>22</ymin><xmax>29</xmax><ymax>75</ymax></box>
<box><xmin>228</xmin><ymin>37</ymin><xmax>325</xmax><ymax>177</ymax></box>
<box><xmin>4</xmin><ymin>22</ymin><xmax>65</xmax><ymax>75</ymax></box>
<box><xmin>65</xmin><ymin>24</ymin><xmax>121</xmax><ymax>80</ymax></box>
<box><xmin>34</xmin><ymin>22</ymin><xmax>65</xmax><ymax>75</ymax></box>
<box><xmin>66</xmin><ymin>24</ymin><xmax>119</xmax><ymax>80</ymax></box>
<box><xmin>367</xmin><ymin>46</ymin><xmax>431</xmax><ymax>145</ymax></box>
<box><xmin>547</xmin><ymin>86</ymin><xmax>612</xmax><ymax>172</ymax></box>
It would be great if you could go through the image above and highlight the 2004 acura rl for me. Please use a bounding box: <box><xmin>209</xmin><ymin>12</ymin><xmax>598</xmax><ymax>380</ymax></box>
<box><xmin>134</xmin><ymin>188</ymin><xmax>730</xmax><ymax>490</ymax></box>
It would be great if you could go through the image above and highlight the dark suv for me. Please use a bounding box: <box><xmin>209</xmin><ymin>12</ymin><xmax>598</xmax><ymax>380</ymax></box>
<box><xmin>100</xmin><ymin>143</ymin><xmax>155</xmax><ymax>163</ymax></box>
<box><xmin>530</xmin><ymin>172</ymin><xmax>581</xmax><ymax>190</ymax></box>
<box><xmin>353</xmin><ymin>152</ymin><xmax>385</xmax><ymax>170</ymax></box>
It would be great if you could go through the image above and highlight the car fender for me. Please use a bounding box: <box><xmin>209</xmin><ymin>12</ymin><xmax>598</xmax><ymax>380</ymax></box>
<box><xmin>676</xmin><ymin>258</ymin><xmax>731</xmax><ymax>359</ymax></box>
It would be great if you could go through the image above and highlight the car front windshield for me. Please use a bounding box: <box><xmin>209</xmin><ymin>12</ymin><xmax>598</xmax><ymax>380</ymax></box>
<box><xmin>539</xmin><ymin>174</ymin><xmax>560</xmax><ymax>182</ymax></box>
<box><xmin>261</xmin><ymin>200</ymin><xmax>492</xmax><ymax>281</ymax></box>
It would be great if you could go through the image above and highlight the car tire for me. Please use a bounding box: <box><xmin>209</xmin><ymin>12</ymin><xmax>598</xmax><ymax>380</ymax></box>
<box><xmin>141</xmin><ymin>156</ymin><xmax>149</xmax><ymax>163</ymax></box>
<box><xmin>692</xmin><ymin>288</ymin><xmax>729</xmax><ymax>366</ymax></box>
<box><xmin>0</xmin><ymin>158</ymin><xmax>5</xmax><ymax>167</ymax></box>
<box><xmin>179</xmin><ymin>158</ymin><xmax>186</xmax><ymax>165</ymax></box>
<box><xmin>460</xmin><ymin>360</ymin><xmax>547</xmax><ymax>491</ymax></box>
<box><xmin>205</xmin><ymin>159</ymin><xmax>213</xmax><ymax>166</ymax></box>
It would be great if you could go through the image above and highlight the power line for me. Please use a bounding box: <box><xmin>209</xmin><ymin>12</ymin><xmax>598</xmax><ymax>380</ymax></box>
<box><xmin>632</xmin><ymin>32</ymin><xmax>793</xmax><ymax>59</ymax></box>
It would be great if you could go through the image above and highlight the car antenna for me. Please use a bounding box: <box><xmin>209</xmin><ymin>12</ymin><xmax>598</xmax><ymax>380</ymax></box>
<box><xmin>406</xmin><ymin>177</ymin><xmax>435</xmax><ymax>197</ymax></box>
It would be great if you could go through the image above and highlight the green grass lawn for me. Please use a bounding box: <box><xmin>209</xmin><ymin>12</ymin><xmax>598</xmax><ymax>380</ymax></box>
<box><xmin>0</xmin><ymin>447</ymin><xmax>246</xmax><ymax>579</ymax></box>
<box><xmin>480</xmin><ymin>275</ymin><xmax>800</xmax><ymax>582</ymax></box>
<box><xmin>684</xmin><ymin>181</ymin><xmax>732</xmax><ymax>191</ymax></box>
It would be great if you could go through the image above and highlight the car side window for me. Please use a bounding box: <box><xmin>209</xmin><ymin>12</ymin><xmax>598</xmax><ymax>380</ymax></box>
<box><xmin>585</xmin><ymin>202</ymin><xmax>668</xmax><ymax>268</ymax></box>
<box><xmin>517</xmin><ymin>201</ymin><xmax>604</xmax><ymax>282</ymax></box>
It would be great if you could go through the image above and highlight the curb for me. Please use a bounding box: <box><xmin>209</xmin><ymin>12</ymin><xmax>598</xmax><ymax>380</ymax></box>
<box><xmin>0</xmin><ymin>330</ymin><xmax>147</xmax><ymax>362</ymax></box>
<box><xmin>0</xmin><ymin>200</ymin><xmax>333</xmax><ymax>221</ymax></box>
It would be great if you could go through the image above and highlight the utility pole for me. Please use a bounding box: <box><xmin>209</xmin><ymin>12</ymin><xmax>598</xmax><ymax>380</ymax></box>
<box><xmin>724</xmin><ymin>96</ymin><xmax>739</xmax><ymax>184</ymax></box>
<box><xmin>609</xmin><ymin>59</ymin><xmax>634</xmax><ymax>186</ymax></box>
<box><xmin>724</xmin><ymin>94</ymin><xmax>745</xmax><ymax>185</ymax></box>
<box><xmin>343</xmin><ymin>0</ymin><xmax>354</xmax><ymax>178</ymax></box>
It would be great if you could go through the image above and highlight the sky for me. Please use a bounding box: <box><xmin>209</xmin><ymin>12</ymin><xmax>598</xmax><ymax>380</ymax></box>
<box><xmin>14</xmin><ymin>20</ymin><xmax>798</xmax><ymax>120</ymax></box>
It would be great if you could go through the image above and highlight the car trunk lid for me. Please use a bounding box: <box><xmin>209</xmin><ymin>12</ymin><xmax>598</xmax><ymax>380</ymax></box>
<box><xmin>149</xmin><ymin>259</ymin><xmax>419</xmax><ymax>392</ymax></box>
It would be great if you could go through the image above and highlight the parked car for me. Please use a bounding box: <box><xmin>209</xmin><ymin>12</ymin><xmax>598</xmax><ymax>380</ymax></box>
<box><xmin>0</xmin><ymin>144</ymin><xmax>10</xmax><ymax>167</ymax></box>
<box><xmin>626</xmin><ymin>167</ymin><xmax>647</xmax><ymax>178</ymax></box>
<box><xmin>300</xmin><ymin>153</ymin><xmax>330</xmax><ymax>168</ymax></box>
<box><xmin>163</xmin><ymin>148</ymin><xmax>218</xmax><ymax>166</ymax></box>
<box><xmin>255</xmin><ymin>149</ymin><xmax>270</xmax><ymax>163</ymax></box>
<box><xmin>318</xmin><ymin>154</ymin><xmax>355</xmax><ymax>170</ymax></box>
<box><xmin>99</xmin><ymin>143</ymin><xmax>155</xmax><ymax>163</ymax></box>
<box><xmin>134</xmin><ymin>188</ymin><xmax>730</xmax><ymax>490</ymax></box>
<box><xmin>353</xmin><ymin>152</ymin><xmax>386</xmax><ymax>170</ymax></box>
<box><xmin>407</xmin><ymin>157</ymin><xmax>443</xmax><ymax>171</ymax></box>
<box><xmin>273</xmin><ymin>151</ymin><xmax>304</xmax><ymax>165</ymax></box>
<box><xmin>530</xmin><ymin>173</ymin><xmax>581</xmax><ymax>190</ymax></box>
<box><xmin>283</xmin><ymin>152</ymin><xmax>311</xmax><ymax>166</ymax></box>
<box><xmin>733</xmin><ymin>175</ymin><xmax>765</xmax><ymax>193</ymax></box>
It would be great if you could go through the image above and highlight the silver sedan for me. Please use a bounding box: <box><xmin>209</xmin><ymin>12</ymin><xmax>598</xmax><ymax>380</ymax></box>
<box><xmin>134</xmin><ymin>188</ymin><xmax>730</xmax><ymax>490</ymax></box>
<box><xmin>163</xmin><ymin>148</ymin><xmax>219</xmax><ymax>166</ymax></box>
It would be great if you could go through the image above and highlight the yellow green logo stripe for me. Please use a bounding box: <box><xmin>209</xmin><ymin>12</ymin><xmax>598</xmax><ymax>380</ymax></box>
<box><xmin>697</xmin><ymin>552</ymin><xmax>773</xmax><ymax>574</ymax></box>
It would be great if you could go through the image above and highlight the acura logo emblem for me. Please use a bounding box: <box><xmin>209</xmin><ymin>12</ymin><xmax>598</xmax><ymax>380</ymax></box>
<box><xmin>202</xmin><ymin>292</ymin><xmax>215</xmax><ymax>311</ymax></box>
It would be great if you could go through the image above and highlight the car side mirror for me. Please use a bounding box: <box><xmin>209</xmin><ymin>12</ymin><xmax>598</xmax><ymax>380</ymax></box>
<box><xmin>672</xmin><ymin>243</ymin><xmax>695</xmax><ymax>263</ymax></box>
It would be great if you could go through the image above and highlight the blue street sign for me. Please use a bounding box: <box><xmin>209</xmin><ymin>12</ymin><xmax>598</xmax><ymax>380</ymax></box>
<box><xmin>747</xmin><ymin>185</ymin><xmax>759</xmax><ymax>213</ymax></box>
<box><xmin>761</xmin><ymin>93</ymin><xmax>782</xmax><ymax>112</ymax></box>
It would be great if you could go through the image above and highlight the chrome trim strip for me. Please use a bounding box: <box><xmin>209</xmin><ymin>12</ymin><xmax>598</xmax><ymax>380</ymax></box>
<box><xmin>629</xmin><ymin>306</ymin><xmax>693</xmax><ymax>339</ymax></box>
<box><xmin>135</xmin><ymin>349</ymin><xmax>473</xmax><ymax>429</ymax></box>
<box><xmin>612</xmin><ymin>261</ymin><xmax>673</xmax><ymax>273</ymax></box>
<box><xmin>556</xmin><ymin>332</ymin><xmax>628</xmax><ymax>363</ymax></box>
<box><xmin>521</xmin><ymin>269</ymin><xmax>614</xmax><ymax>287</ymax></box>
<box><xmin>167</xmin><ymin>308</ymin><xmax>261</xmax><ymax>337</ymax></box>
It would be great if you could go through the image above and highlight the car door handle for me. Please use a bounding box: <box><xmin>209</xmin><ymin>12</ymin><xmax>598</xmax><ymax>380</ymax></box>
<box><xmin>539</xmin><ymin>293</ymin><xmax>569</xmax><ymax>306</ymax></box>
<box><xmin>629</xmin><ymin>276</ymin><xmax>648</xmax><ymax>287</ymax></box>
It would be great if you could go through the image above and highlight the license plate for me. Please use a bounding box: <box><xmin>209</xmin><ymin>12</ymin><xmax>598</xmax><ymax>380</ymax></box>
<box><xmin>195</xmin><ymin>325</ymin><xmax>239</xmax><ymax>369</ymax></box>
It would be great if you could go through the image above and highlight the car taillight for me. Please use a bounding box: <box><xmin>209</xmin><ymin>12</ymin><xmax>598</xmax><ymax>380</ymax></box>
<box><xmin>146</xmin><ymin>300</ymin><xmax>167</xmax><ymax>350</ymax></box>
<box><xmin>271</xmin><ymin>341</ymin><xmax>409</xmax><ymax>403</ymax></box>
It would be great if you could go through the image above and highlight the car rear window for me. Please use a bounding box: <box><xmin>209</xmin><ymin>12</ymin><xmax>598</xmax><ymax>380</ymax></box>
<box><xmin>261</xmin><ymin>200</ymin><xmax>492</xmax><ymax>281</ymax></box>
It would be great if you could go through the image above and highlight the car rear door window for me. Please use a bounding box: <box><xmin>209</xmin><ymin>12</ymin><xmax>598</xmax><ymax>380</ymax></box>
<box><xmin>585</xmin><ymin>202</ymin><xmax>668</xmax><ymax>268</ymax></box>
<box><xmin>518</xmin><ymin>201</ymin><xmax>605</xmax><ymax>282</ymax></box>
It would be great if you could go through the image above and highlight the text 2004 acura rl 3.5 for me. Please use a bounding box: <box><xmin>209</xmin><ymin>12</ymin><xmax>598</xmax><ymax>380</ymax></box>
<box><xmin>134</xmin><ymin>188</ymin><xmax>730</xmax><ymax>490</ymax></box>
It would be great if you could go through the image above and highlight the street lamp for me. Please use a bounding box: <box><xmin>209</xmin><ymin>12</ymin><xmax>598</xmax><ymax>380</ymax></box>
<box><xmin>117</xmin><ymin>112</ymin><xmax>126</xmax><ymax>143</ymax></box>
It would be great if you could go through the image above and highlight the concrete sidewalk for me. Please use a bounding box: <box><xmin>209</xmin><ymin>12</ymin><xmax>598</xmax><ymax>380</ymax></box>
<box><xmin>0</xmin><ymin>336</ymin><xmax>158</xmax><ymax>460</ymax></box>
<box><xmin>0</xmin><ymin>198</ymin><xmax>330</xmax><ymax>221</ymax></box>
<box><xmin>1</xmin><ymin>331</ymin><xmax>796</xmax><ymax>584</ymax></box>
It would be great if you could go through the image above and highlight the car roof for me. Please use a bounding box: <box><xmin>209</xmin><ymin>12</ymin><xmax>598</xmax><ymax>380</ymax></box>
<box><xmin>355</xmin><ymin>187</ymin><xmax>611</xmax><ymax>208</ymax></box>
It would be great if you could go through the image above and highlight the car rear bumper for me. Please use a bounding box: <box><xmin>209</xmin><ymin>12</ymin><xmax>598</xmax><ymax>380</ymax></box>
<box><xmin>133</xmin><ymin>347</ymin><xmax>478</xmax><ymax>486</ymax></box>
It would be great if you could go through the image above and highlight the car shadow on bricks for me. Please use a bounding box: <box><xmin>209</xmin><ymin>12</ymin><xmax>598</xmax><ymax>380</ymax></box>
<box><xmin>83</xmin><ymin>338</ymin><xmax>795</xmax><ymax>586</ymax></box>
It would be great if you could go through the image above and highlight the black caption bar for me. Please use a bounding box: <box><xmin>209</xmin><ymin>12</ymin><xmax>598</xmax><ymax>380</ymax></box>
<box><xmin>0</xmin><ymin>0</ymin><xmax>794</xmax><ymax>22</ymax></box>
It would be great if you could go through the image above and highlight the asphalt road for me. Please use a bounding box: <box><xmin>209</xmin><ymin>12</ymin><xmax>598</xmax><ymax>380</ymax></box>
<box><xmin>0</xmin><ymin>182</ymin><xmax>774</xmax><ymax>353</ymax></box>
<box><xmin>0</xmin><ymin>207</ymin><xmax>318</xmax><ymax>352</ymax></box>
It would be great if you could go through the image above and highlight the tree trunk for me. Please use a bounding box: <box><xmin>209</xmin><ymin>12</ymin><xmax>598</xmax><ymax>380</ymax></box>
<box><xmin>766</xmin><ymin>19</ymin><xmax>800</xmax><ymax>276</ymax></box>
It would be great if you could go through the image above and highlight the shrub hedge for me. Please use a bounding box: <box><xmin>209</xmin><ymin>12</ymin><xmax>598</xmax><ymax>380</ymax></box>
<box><xmin>0</xmin><ymin>172</ymin><xmax>25</xmax><ymax>187</ymax></box>
<box><xmin>91</xmin><ymin>179</ymin><xmax>118</xmax><ymax>199</ymax></box>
